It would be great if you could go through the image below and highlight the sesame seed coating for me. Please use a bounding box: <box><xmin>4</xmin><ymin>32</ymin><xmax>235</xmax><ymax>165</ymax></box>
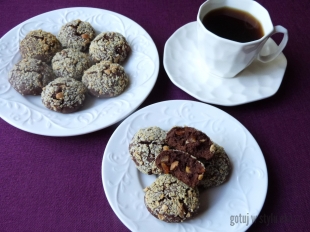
<box><xmin>89</xmin><ymin>32</ymin><xmax>131</xmax><ymax>63</ymax></box>
<box><xmin>58</xmin><ymin>19</ymin><xmax>95</xmax><ymax>52</ymax></box>
<box><xmin>52</xmin><ymin>49</ymin><xmax>91</xmax><ymax>80</ymax></box>
<box><xmin>20</xmin><ymin>30</ymin><xmax>62</xmax><ymax>63</ymax></box>
<box><xmin>8</xmin><ymin>58</ymin><xmax>56</xmax><ymax>95</ymax></box>
<box><xmin>198</xmin><ymin>143</ymin><xmax>231</xmax><ymax>189</ymax></box>
<box><xmin>41</xmin><ymin>77</ymin><xmax>87</xmax><ymax>114</ymax></box>
<box><xmin>129</xmin><ymin>127</ymin><xmax>167</xmax><ymax>175</ymax></box>
<box><xmin>144</xmin><ymin>174</ymin><xmax>200</xmax><ymax>223</ymax></box>
<box><xmin>82</xmin><ymin>61</ymin><xmax>128</xmax><ymax>98</ymax></box>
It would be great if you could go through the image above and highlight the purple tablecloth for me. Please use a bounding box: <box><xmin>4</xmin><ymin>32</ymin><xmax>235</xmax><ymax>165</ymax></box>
<box><xmin>0</xmin><ymin>0</ymin><xmax>309</xmax><ymax>231</ymax></box>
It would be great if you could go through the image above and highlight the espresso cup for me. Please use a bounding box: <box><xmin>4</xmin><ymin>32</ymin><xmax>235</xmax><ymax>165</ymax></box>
<box><xmin>197</xmin><ymin>0</ymin><xmax>288</xmax><ymax>78</ymax></box>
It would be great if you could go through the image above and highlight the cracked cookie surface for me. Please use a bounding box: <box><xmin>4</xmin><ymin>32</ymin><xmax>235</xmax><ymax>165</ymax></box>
<box><xmin>20</xmin><ymin>30</ymin><xmax>62</xmax><ymax>63</ymax></box>
<box><xmin>52</xmin><ymin>48</ymin><xmax>91</xmax><ymax>80</ymax></box>
<box><xmin>129</xmin><ymin>127</ymin><xmax>167</xmax><ymax>175</ymax></box>
<box><xmin>58</xmin><ymin>19</ymin><xmax>95</xmax><ymax>52</ymax></box>
<box><xmin>144</xmin><ymin>174</ymin><xmax>200</xmax><ymax>223</ymax></box>
<box><xmin>89</xmin><ymin>32</ymin><xmax>131</xmax><ymax>63</ymax></box>
<box><xmin>82</xmin><ymin>60</ymin><xmax>128</xmax><ymax>98</ymax></box>
<box><xmin>9</xmin><ymin>58</ymin><xmax>56</xmax><ymax>95</ymax></box>
<box><xmin>41</xmin><ymin>77</ymin><xmax>87</xmax><ymax>113</ymax></box>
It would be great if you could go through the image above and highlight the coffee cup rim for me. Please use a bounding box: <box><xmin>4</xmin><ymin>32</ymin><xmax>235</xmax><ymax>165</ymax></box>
<box><xmin>197</xmin><ymin>0</ymin><xmax>274</xmax><ymax>45</ymax></box>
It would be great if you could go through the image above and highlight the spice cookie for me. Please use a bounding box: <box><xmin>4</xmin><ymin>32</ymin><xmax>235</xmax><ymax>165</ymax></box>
<box><xmin>20</xmin><ymin>30</ymin><xmax>62</xmax><ymax>63</ymax></box>
<box><xmin>89</xmin><ymin>32</ymin><xmax>131</xmax><ymax>63</ymax></box>
<box><xmin>198</xmin><ymin>143</ymin><xmax>231</xmax><ymax>189</ymax></box>
<box><xmin>58</xmin><ymin>19</ymin><xmax>95</xmax><ymax>52</ymax></box>
<box><xmin>8</xmin><ymin>58</ymin><xmax>56</xmax><ymax>95</ymax></box>
<box><xmin>82</xmin><ymin>61</ymin><xmax>128</xmax><ymax>98</ymax></box>
<box><xmin>41</xmin><ymin>77</ymin><xmax>87</xmax><ymax>113</ymax></box>
<box><xmin>166</xmin><ymin>126</ymin><xmax>214</xmax><ymax>161</ymax></box>
<box><xmin>52</xmin><ymin>49</ymin><xmax>91</xmax><ymax>80</ymax></box>
<box><xmin>144</xmin><ymin>174</ymin><xmax>200</xmax><ymax>223</ymax></box>
<box><xmin>155</xmin><ymin>149</ymin><xmax>205</xmax><ymax>188</ymax></box>
<box><xmin>129</xmin><ymin>127</ymin><xmax>166</xmax><ymax>175</ymax></box>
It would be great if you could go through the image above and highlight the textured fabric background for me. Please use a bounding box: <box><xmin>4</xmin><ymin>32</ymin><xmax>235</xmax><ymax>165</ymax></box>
<box><xmin>0</xmin><ymin>0</ymin><xmax>310</xmax><ymax>231</ymax></box>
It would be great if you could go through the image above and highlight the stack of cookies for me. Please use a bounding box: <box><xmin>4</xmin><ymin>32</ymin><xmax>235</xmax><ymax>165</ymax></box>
<box><xmin>129</xmin><ymin>126</ymin><xmax>231</xmax><ymax>223</ymax></box>
<box><xmin>8</xmin><ymin>19</ymin><xmax>131</xmax><ymax>113</ymax></box>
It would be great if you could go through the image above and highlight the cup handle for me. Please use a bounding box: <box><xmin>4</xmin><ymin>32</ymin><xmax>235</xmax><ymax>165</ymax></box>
<box><xmin>257</xmin><ymin>25</ymin><xmax>288</xmax><ymax>63</ymax></box>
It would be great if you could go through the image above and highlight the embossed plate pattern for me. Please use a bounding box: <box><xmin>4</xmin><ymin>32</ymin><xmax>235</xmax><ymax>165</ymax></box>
<box><xmin>164</xmin><ymin>22</ymin><xmax>287</xmax><ymax>106</ymax></box>
<box><xmin>102</xmin><ymin>100</ymin><xmax>268</xmax><ymax>232</ymax></box>
<box><xmin>0</xmin><ymin>7</ymin><xmax>159</xmax><ymax>136</ymax></box>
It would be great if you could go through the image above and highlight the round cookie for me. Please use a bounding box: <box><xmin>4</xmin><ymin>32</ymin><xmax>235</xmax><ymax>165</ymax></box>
<box><xmin>198</xmin><ymin>143</ymin><xmax>231</xmax><ymax>189</ymax></box>
<box><xmin>41</xmin><ymin>77</ymin><xmax>87</xmax><ymax>113</ymax></box>
<box><xmin>144</xmin><ymin>174</ymin><xmax>200</xmax><ymax>223</ymax></box>
<box><xmin>89</xmin><ymin>32</ymin><xmax>131</xmax><ymax>63</ymax></box>
<box><xmin>155</xmin><ymin>150</ymin><xmax>205</xmax><ymax>188</ymax></box>
<box><xmin>8</xmin><ymin>58</ymin><xmax>56</xmax><ymax>95</ymax></box>
<box><xmin>52</xmin><ymin>49</ymin><xmax>91</xmax><ymax>80</ymax></box>
<box><xmin>58</xmin><ymin>19</ymin><xmax>95</xmax><ymax>52</ymax></box>
<box><xmin>20</xmin><ymin>30</ymin><xmax>62</xmax><ymax>63</ymax></box>
<box><xmin>82</xmin><ymin>61</ymin><xmax>128</xmax><ymax>98</ymax></box>
<box><xmin>129</xmin><ymin>127</ymin><xmax>166</xmax><ymax>175</ymax></box>
<box><xmin>166</xmin><ymin>126</ymin><xmax>214</xmax><ymax>161</ymax></box>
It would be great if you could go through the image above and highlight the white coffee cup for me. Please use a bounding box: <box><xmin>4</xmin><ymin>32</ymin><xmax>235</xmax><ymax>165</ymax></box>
<box><xmin>197</xmin><ymin>0</ymin><xmax>288</xmax><ymax>78</ymax></box>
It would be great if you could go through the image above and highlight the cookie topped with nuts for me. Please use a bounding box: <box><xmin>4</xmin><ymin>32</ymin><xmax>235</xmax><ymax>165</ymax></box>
<box><xmin>9</xmin><ymin>58</ymin><xmax>56</xmax><ymax>96</ymax></box>
<box><xmin>129</xmin><ymin>127</ymin><xmax>167</xmax><ymax>175</ymax></box>
<box><xmin>155</xmin><ymin>150</ymin><xmax>206</xmax><ymax>188</ymax></box>
<box><xmin>58</xmin><ymin>19</ymin><xmax>95</xmax><ymax>52</ymax></box>
<box><xmin>166</xmin><ymin>126</ymin><xmax>214</xmax><ymax>161</ymax></box>
<box><xmin>52</xmin><ymin>48</ymin><xmax>91</xmax><ymax>80</ymax></box>
<box><xmin>41</xmin><ymin>77</ymin><xmax>87</xmax><ymax>113</ymax></box>
<box><xmin>89</xmin><ymin>32</ymin><xmax>131</xmax><ymax>63</ymax></box>
<box><xmin>198</xmin><ymin>143</ymin><xmax>231</xmax><ymax>189</ymax></box>
<box><xmin>20</xmin><ymin>30</ymin><xmax>62</xmax><ymax>63</ymax></box>
<box><xmin>82</xmin><ymin>60</ymin><xmax>128</xmax><ymax>98</ymax></box>
<box><xmin>144</xmin><ymin>174</ymin><xmax>200</xmax><ymax>223</ymax></box>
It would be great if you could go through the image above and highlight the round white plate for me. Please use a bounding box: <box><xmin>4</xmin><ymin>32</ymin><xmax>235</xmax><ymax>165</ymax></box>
<box><xmin>102</xmin><ymin>100</ymin><xmax>268</xmax><ymax>232</ymax></box>
<box><xmin>0</xmin><ymin>7</ymin><xmax>159</xmax><ymax>136</ymax></box>
<box><xmin>164</xmin><ymin>22</ymin><xmax>287</xmax><ymax>106</ymax></box>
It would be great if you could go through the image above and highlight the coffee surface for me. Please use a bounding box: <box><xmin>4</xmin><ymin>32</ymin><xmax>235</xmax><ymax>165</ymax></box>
<box><xmin>202</xmin><ymin>7</ymin><xmax>264</xmax><ymax>43</ymax></box>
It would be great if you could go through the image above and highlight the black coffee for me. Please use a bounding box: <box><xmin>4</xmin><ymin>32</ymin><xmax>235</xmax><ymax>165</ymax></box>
<box><xmin>202</xmin><ymin>7</ymin><xmax>264</xmax><ymax>43</ymax></box>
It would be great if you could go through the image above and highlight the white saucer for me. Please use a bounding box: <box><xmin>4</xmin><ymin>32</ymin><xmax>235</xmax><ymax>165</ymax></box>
<box><xmin>163</xmin><ymin>22</ymin><xmax>287</xmax><ymax>106</ymax></box>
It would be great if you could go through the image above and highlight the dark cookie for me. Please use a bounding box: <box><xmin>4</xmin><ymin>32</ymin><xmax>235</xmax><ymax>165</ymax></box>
<box><xmin>8</xmin><ymin>58</ymin><xmax>56</xmax><ymax>95</ymax></box>
<box><xmin>82</xmin><ymin>61</ymin><xmax>128</xmax><ymax>98</ymax></box>
<box><xmin>166</xmin><ymin>126</ymin><xmax>214</xmax><ymax>161</ymax></box>
<box><xmin>52</xmin><ymin>49</ymin><xmax>91</xmax><ymax>80</ymax></box>
<box><xmin>144</xmin><ymin>174</ymin><xmax>200</xmax><ymax>223</ymax></box>
<box><xmin>129</xmin><ymin>127</ymin><xmax>166</xmax><ymax>175</ymax></box>
<box><xmin>155</xmin><ymin>150</ymin><xmax>205</xmax><ymax>188</ymax></box>
<box><xmin>41</xmin><ymin>77</ymin><xmax>87</xmax><ymax>113</ymax></box>
<box><xmin>198</xmin><ymin>143</ymin><xmax>231</xmax><ymax>189</ymax></box>
<box><xmin>58</xmin><ymin>19</ymin><xmax>95</xmax><ymax>52</ymax></box>
<box><xmin>89</xmin><ymin>32</ymin><xmax>131</xmax><ymax>63</ymax></box>
<box><xmin>20</xmin><ymin>30</ymin><xmax>62</xmax><ymax>63</ymax></box>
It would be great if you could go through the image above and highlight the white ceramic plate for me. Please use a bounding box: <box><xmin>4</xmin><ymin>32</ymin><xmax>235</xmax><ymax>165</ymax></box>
<box><xmin>0</xmin><ymin>7</ymin><xmax>159</xmax><ymax>136</ymax></box>
<box><xmin>164</xmin><ymin>22</ymin><xmax>287</xmax><ymax>106</ymax></box>
<box><xmin>102</xmin><ymin>100</ymin><xmax>268</xmax><ymax>232</ymax></box>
